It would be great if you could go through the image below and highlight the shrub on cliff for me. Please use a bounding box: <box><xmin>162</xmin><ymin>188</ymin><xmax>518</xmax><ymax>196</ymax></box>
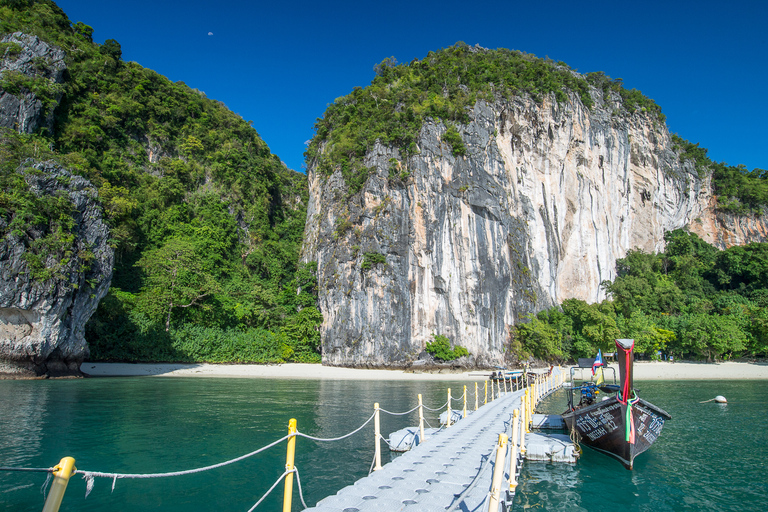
<box><xmin>425</xmin><ymin>334</ymin><xmax>470</xmax><ymax>362</ymax></box>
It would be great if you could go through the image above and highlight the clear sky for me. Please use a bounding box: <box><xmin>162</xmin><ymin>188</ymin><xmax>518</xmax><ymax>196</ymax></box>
<box><xmin>54</xmin><ymin>0</ymin><xmax>767</xmax><ymax>173</ymax></box>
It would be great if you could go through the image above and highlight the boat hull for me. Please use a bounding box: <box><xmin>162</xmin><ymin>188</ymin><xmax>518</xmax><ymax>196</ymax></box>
<box><xmin>562</xmin><ymin>396</ymin><xmax>670</xmax><ymax>469</ymax></box>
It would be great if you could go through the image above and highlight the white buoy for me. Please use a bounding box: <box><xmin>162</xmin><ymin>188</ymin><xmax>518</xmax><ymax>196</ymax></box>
<box><xmin>714</xmin><ymin>395</ymin><xmax>727</xmax><ymax>403</ymax></box>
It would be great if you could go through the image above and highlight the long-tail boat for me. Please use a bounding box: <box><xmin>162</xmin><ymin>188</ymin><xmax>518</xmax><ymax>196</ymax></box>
<box><xmin>562</xmin><ymin>339</ymin><xmax>671</xmax><ymax>469</ymax></box>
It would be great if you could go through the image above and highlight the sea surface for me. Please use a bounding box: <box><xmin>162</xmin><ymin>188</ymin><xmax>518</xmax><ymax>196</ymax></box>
<box><xmin>0</xmin><ymin>376</ymin><xmax>766</xmax><ymax>511</ymax></box>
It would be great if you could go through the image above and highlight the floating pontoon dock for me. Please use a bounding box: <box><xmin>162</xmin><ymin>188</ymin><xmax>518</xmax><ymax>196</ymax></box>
<box><xmin>304</xmin><ymin>370</ymin><xmax>573</xmax><ymax>511</ymax></box>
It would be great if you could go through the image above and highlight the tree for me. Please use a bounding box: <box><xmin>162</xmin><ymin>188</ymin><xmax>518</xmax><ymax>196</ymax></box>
<box><xmin>99</xmin><ymin>39</ymin><xmax>122</xmax><ymax>60</ymax></box>
<box><xmin>72</xmin><ymin>21</ymin><xmax>94</xmax><ymax>42</ymax></box>
<box><xmin>136</xmin><ymin>238</ymin><xmax>219</xmax><ymax>331</ymax></box>
<box><xmin>512</xmin><ymin>315</ymin><xmax>563</xmax><ymax>360</ymax></box>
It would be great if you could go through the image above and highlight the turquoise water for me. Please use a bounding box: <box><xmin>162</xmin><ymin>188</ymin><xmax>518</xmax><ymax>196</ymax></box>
<box><xmin>1</xmin><ymin>377</ymin><xmax>766</xmax><ymax>511</ymax></box>
<box><xmin>0</xmin><ymin>377</ymin><xmax>469</xmax><ymax>511</ymax></box>
<box><xmin>516</xmin><ymin>380</ymin><xmax>768</xmax><ymax>511</ymax></box>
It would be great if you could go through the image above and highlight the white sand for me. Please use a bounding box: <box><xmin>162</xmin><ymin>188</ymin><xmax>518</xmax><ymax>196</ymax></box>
<box><xmin>80</xmin><ymin>361</ymin><xmax>768</xmax><ymax>380</ymax></box>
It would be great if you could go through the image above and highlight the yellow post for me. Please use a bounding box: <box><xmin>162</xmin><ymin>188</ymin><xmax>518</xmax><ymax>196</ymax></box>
<box><xmin>418</xmin><ymin>394</ymin><xmax>426</xmax><ymax>444</ymax></box>
<box><xmin>41</xmin><ymin>457</ymin><xmax>76</xmax><ymax>512</ymax></box>
<box><xmin>519</xmin><ymin>402</ymin><xmax>527</xmax><ymax>455</ymax></box>
<box><xmin>463</xmin><ymin>385</ymin><xmax>467</xmax><ymax>419</ymax></box>
<box><xmin>282</xmin><ymin>419</ymin><xmax>297</xmax><ymax>512</ymax></box>
<box><xmin>509</xmin><ymin>409</ymin><xmax>520</xmax><ymax>491</ymax></box>
<box><xmin>525</xmin><ymin>389</ymin><xmax>531</xmax><ymax>433</ymax></box>
<box><xmin>447</xmin><ymin>388</ymin><xmax>452</xmax><ymax>427</ymax></box>
<box><xmin>484</xmin><ymin>380</ymin><xmax>488</xmax><ymax>405</ymax></box>
<box><xmin>373</xmin><ymin>403</ymin><xmax>382</xmax><ymax>470</ymax></box>
<box><xmin>487</xmin><ymin>433</ymin><xmax>508</xmax><ymax>512</ymax></box>
<box><xmin>474</xmin><ymin>382</ymin><xmax>479</xmax><ymax>411</ymax></box>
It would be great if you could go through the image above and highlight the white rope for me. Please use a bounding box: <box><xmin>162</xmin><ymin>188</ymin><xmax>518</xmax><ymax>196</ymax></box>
<box><xmin>423</xmin><ymin>400</ymin><xmax>450</xmax><ymax>412</ymax></box>
<box><xmin>378</xmin><ymin>433</ymin><xmax>394</xmax><ymax>449</ymax></box>
<box><xmin>77</xmin><ymin>433</ymin><xmax>291</xmax><ymax>489</ymax></box>
<box><xmin>296</xmin><ymin>411</ymin><xmax>376</xmax><ymax>442</ymax></box>
<box><xmin>294</xmin><ymin>466</ymin><xmax>309</xmax><ymax>510</ymax></box>
<box><xmin>379</xmin><ymin>404</ymin><xmax>421</xmax><ymax>416</ymax></box>
<box><xmin>246</xmin><ymin>470</ymin><xmax>290</xmax><ymax>512</ymax></box>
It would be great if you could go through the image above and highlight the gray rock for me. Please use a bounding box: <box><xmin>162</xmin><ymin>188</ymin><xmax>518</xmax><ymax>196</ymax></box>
<box><xmin>0</xmin><ymin>161</ymin><xmax>113</xmax><ymax>376</ymax></box>
<box><xmin>0</xmin><ymin>32</ymin><xmax>67</xmax><ymax>135</ymax></box>
<box><xmin>302</xmin><ymin>85</ymin><xmax>768</xmax><ymax>369</ymax></box>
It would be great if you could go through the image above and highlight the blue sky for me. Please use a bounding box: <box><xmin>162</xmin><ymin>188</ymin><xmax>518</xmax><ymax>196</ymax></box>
<box><xmin>54</xmin><ymin>0</ymin><xmax>767</xmax><ymax>173</ymax></box>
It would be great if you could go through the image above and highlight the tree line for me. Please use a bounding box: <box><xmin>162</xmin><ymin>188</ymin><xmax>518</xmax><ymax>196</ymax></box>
<box><xmin>512</xmin><ymin>230</ymin><xmax>768</xmax><ymax>362</ymax></box>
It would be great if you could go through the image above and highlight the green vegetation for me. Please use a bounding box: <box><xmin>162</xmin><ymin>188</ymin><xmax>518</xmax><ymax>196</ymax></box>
<box><xmin>672</xmin><ymin>134</ymin><xmax>767</xmax><ymax>215</ymax></box>
<box><xmin>425</xmin><ymin>333</ymin><xmax>470</xmax><ymax>362</ymax></box>
<box><xmin>361</xmin><ymin>252</ymin><xmax>386</xmax><ymax>270</ymax></box>
<box><xmin>0</xmin><ymin>0</ymin><xmax>321</xmax><ymax>363</ymax></box>
<box><xmin>584</xmin><ymin>72</ymin><xmax>664</xmax><ymax>120</ymax></box>
<box><xmin>513</xmin><ymin>230</ymin><xmax>768</xmax><ymax>362</ymax></box>
<box><xmin>305</xmin><ymin>43</ymin><xmax>665</xmax><ymax>193</ymax></box>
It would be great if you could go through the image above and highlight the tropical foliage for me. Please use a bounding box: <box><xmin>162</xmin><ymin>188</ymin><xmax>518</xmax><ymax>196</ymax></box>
<box><xmin>425</xmin><ymin>334</ymin><xmax>470</xmax><ymax>362</ymax></box>
<box><xmin>512</xmin><ymin>230</ymin><xmax>768</xmax><ymax>361</ymax></box>
<box><xmin>0</xmin><ymin>0</ymin><xmax>321</xmax><ymax>363</ymax></box>
<box><xmin>672</xmin><ymin>134</ymin><xmax>767</xmax><ymax>215</ymax></box>
<box><xmin>305</xmin><ymin>43</ymin><xmax>665</xmax><ymax>192</ymax></box>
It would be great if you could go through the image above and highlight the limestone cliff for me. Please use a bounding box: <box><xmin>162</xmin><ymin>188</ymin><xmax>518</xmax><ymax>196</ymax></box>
<box><xmin>0</xmin><ymin>32</ymin><xmax>66</xmax><ymax>135</ymax></box>
<box><xmin>0</xmin><ymin>161</ymin><xmax>113</xmax><ymax>377</ymax></box>
<box><xmin>302</xmin><ymin>89</ymin><xmax>767</xmax><ymax>367</ymax></box>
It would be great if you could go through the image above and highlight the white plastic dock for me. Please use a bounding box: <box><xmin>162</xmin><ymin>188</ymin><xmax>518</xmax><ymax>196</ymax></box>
<box><xmin>303</xmin><ymin>371</ymin><xmax>572</xmax><ymax>512</ymax></box>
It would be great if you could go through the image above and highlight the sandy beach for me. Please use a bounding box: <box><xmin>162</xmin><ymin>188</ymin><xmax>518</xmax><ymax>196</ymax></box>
<box><xmin>80</xmin><ymin>360</ymin><xmax>768</xmax><ymax>380</ymax></box>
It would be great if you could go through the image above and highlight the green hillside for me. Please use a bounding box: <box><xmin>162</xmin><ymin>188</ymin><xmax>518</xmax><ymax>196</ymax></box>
<box><xmin>0</xmin><ymin>0</ymin><xmax>321</xmax><ymax>363</ymax></box>
<box><xmin>2</xmin><ymin>1</ymin><xmax>766</xmax><ymax>365</ymax></box>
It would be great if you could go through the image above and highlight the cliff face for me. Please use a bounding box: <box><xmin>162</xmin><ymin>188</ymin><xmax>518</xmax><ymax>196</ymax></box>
<box><xmin>0</xmin><ymin>32</ymin><xmax>66</xmax><ymax>134</ymax></box>
<box><xmin>302</xmin><ymin>91</ymin><xmax>767</xmax><ymax>367</ymax></box>
<box><xmin>0</xmin><ymin>162</ymin><xmax>113</xmax><ymax>376</ymax></box>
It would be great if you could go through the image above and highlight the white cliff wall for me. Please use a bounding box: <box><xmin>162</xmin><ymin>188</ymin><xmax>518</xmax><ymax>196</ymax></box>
<box><xmin>302</xmin><ymin>90</ymin><xmax>766</xmax><ymax>367</ymax></box>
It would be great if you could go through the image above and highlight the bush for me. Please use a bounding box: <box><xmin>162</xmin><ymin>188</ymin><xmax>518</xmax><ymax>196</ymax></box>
<box><xmin>425</xmin><ymin>334</ymin><xmax>470</xmax><ymax>361</ymax></box>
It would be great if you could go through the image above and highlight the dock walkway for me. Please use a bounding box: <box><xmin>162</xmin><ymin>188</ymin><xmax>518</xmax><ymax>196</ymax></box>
<box><xmin>303</xmin><ymin>388</ymin><xmax>529</xmax><ymax>512</ymax></box>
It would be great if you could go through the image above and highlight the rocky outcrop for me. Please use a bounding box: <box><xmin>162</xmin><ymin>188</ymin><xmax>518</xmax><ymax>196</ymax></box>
<box><xmin>302</xmin><ymin>90</ymin><xmax>767</xmax><ymax>368</ymax></box>
<box><xmin>0</xmin><ymin>161</ymin><xmax>113</xmax><ymax>377</ymax></box>
<box><xmin>0</xmin><ymin>32</ymin><xmax>66</xmax><ymax>135</ymax></box>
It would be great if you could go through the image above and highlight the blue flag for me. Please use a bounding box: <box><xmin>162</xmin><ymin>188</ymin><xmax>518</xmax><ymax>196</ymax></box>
<box><xmin>592</xmin><ymin>349</ymin><xmax>604</xmax><ymax>375</ymax></box>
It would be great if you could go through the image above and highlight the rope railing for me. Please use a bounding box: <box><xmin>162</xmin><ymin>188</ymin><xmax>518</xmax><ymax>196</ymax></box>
<box><xmin>3</xmin><ymin>373</ymin><xmax>550</xmax><ymax>512</ymax></box>
<box><xmin>422</xmin><ymin>399</ymin><xmax>450</xmax><ymax>412</ymax></box>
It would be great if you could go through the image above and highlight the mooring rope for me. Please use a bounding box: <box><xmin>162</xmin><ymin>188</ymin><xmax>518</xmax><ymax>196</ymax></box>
<box><xmin>245</xmin><ymin>469</ymin><xmax>291</xmax><ymax>512</ymax></box>
<box><xmin>293</xmin><ymin>466</ymin><xmax>309</xmax><ymax>509</ymax></box>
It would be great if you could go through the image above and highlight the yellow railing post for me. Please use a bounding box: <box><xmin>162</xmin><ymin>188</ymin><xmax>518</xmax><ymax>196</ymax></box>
<box><xmin>504</xmin><ymin>375</ymin><xmax>509</xmax><ymax>394</ymax></box>
<box><xmin>519</xmin><ymin>401</ymin><xmax>527</xmax><ymax>455</ymax></box>
<box><xmin>463</xmin><ymin>385</ymin><xmax>467</xmax><ymax>419</ymax></box>
<box><xmin>475</xmin><ymin>382</ymin><xmax>479</xmax><ymax>411</ymax></box>
<box><xmin>484</xmin><ymin>380</ymin><xmax>488</xmax><ymax>405</ymax></box>
<box><xmin>525</xmin><ymin>389</ymin><xmax>531</xmax><ymax>433</ymax></box>
<box><xmin>509</xmin><ymin>409</ymin><xmax>519</xmax><ymax>492</ymax></box>
<box><xmin>418</xmin><ymin>394</ymin><xmax>426</xmax><ymax>444</ymax></box>
<box><xmin>488</xmin><ymin>433</ymin><xmax>508</xmax><ymax>512</ymax></box>
<box><xmin>447</xmin><ymin>389</ymin><xmax>452</xmax><ymax>427</ymax></box>
<box><xmin>282</xmin><ymin>419</ymin><xmax>297</xmax><ymax>512</ymax></box>
<box><xmin>41</xmin><ymin>457</ymin><xmax>76</xmax><ymax>512</ymax></box>
<box><xmin>373</xmin><ymin>403</ymin><xmax>382</xmax><ymax>470</ymax></box>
